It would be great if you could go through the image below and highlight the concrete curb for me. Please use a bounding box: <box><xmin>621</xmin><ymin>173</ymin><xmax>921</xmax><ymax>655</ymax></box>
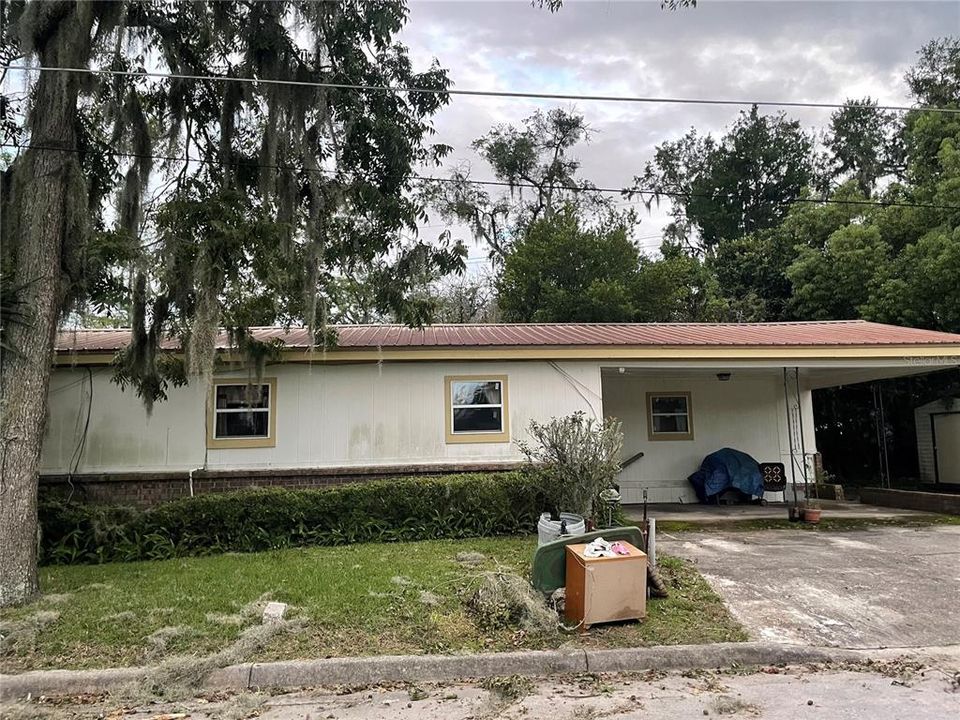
<box><xmin>1</xmin><ymin>642</ymin><xmax>868</xmax><ymax>700</ymax></box>
<box><xmin>0</xmin><ymin>666</ymin><xmax>149</xmax><ymax>701</ymax></box>
<box><xmin>583</xmin><ymin>642</ymin><xmax>861</xmax><ymax>674</ymax></box>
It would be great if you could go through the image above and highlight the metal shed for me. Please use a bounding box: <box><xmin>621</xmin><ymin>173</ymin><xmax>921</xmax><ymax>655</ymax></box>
<box><xmin>915</xmin><ymin>398</ymin><xmax>960</xmax><ymax>485</ymax></box>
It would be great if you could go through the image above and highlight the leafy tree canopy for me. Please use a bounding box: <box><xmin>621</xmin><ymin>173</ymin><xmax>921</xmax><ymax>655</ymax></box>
<box><xmin>0</xmin><ymin>0</ymin><xmax>472</xmax><ymax>607</ymax></box>
<box><xmin>825</xmin><ymin>98</ymin><xmax>903</xmax><ymax>196</ymax></box>
<box><xmin>424</xmin><ymin>108</ymin><xmax>614</xmax><ymax>263</ymax></box>
<box><xmin>496</xmin><ymin>206</ymin><xmax>743</xmax><ymax>323</ymax></box>
<box><xmin>905</xmin><ymin>36</ymin><xmax>960</xmax><ymax>108</ymax></box>
<box><xmin>497</xmin><ymin>207</ymin><xmax>641</xmax><ymax>322</ymax></box>
<box><xmin>636</xmin><ymin>106</ymin><xmax>813</xmax><ymax>250</ymax></box>
<box><xmin>1</xmin><ymin>0</ymin><xmax>468</xmax><ymax>405</ymax></box>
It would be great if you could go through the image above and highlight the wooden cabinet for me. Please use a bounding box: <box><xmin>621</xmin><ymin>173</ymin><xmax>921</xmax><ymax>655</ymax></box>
<box><xmin>564</xmin><ymin>542</ymin><xmax>647</xmax><ymax>629</ymax></box>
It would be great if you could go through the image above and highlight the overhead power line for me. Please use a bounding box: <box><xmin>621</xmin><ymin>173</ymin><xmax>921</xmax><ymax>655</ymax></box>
<box><xmin>6</xmin><ymin>64</ymin><xmax>960</xmax><ymax>115</ymax></box>
<box><xmin>4</xmin><ymin>141</ymin><xmax>959</xmax><ymax>213</ymax></box>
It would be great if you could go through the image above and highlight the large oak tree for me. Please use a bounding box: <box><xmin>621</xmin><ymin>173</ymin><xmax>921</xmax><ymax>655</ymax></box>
<box><xmin>0</xmin><ymin>0</ymin><xmax>462</xmax><ymax>607</ymax></box>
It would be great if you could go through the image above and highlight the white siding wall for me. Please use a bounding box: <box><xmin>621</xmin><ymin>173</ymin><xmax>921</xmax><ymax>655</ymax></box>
<box><xmin>602</xmin><ymin>372</ymin><xmax>798</xmax><ymax>504</ymax></box>
<box><xmin>43</xmin><ymin>367</ymin><xmax>207</xmax><ymax>473</ymax></box>
<box><xmin>41</xmin><ymin>360</ymin><xmax>601</xmax><ymax>473</ymax></box>
<box><xmin>41</xmin><ymin>360</ymin><xmax>819</xmax><ymax>504</ymax></box>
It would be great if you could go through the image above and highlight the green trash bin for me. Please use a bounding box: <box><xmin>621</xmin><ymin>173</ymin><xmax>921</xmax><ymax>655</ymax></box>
<box><xmin>530</xmin><ymin>525</ymin><xmax>646</xmax><ymax>595</ymax></box>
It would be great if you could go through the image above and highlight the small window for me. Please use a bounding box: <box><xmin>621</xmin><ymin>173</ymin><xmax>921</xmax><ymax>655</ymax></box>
<box><xmin>445</xmin><ymin>375</ymin><xmax>509</xmax><ymax>443</ymax></box>
<box><xmin>647</xmin><ymin>392</ymin><xmax>693</xmax><ymax>441</ymax></box>
<box><xmin>207</xmin><ymin>378</ymin><xmax>277</xmax><ymax>449</ymax></box>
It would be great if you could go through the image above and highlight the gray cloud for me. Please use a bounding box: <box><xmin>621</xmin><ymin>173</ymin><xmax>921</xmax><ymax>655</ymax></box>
<box><xmin>399</xmin><ymin>0</ymin><xmax>959</xmax><ymax>259</ymax></box>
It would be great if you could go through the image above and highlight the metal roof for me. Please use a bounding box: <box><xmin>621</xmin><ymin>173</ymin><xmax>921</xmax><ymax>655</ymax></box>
<box><xmin>54</xmin><ymin>320</ymin><xmax>960</xmax><ymax>353</ymax></box>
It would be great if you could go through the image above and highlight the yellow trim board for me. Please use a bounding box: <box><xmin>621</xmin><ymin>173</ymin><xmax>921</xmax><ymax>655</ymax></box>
<box><xmin>206</xmin><ymin>377</ymin><xmax>278</xmax><ymax>450</ymax></box>
<box><xmin>647</xmin><ymin>391</ymin><xmax>695</xmax><ymax>442</ymax></box>
<box><xmin>55</xmin><ymin>344</ymin><xmax>960</xmax><ymax>366</ymax></box>
<box><xmin>444</xmin><ymin>374</ymin><xmax>510</xmax><ymax>444</ymax></box>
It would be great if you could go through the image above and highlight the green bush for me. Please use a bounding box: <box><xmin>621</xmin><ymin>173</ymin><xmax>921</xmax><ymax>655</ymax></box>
<box><xmin>519</xmin><ymin>412</ymin><xmax>623</xmax><ymax>520</ymax></box>
<box><xmin>38</xmin><ymin>471</ymin><xmax>547</xmax><ymax>566</ymax></box>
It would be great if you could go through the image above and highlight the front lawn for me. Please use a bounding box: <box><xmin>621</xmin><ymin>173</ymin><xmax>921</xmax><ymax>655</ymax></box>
<box><xmin>0</xmin><ymin>536</ymin><xmax>745</xmax><ymax>672</ymax></box>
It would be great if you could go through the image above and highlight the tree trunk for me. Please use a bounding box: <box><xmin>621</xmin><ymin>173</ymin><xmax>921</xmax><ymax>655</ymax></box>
<box><xmin>0</xmin><ymin>2</ymin><xmax>89</xmax><ymax>607</ymax></box>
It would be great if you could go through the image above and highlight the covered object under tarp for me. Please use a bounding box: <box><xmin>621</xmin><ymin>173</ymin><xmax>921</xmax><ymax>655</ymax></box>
<box><xmin>688</xmin><ymin>448</ymin><xmax>765</xmax><ymax>503</ymax></box>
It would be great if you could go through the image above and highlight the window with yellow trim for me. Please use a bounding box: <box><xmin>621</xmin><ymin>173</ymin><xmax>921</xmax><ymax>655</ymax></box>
<box><xmin>647</xmin><ymin>391</ymin><xmax>694</xmax><ymax>441</ymax></box>
<box><xmin>207</xmin><ymin>378</ymin><xmax>277</xmax><ymax>449</ymax></box>
<box><xmin>445</xmin><ymin>375</ymin><xmax>509</xmax><ymax>443</ymax></box>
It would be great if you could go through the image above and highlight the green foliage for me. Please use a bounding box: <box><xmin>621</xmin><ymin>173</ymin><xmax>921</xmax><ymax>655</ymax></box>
<box><xmin>38</xmin><ymin>472</ymin><xmax>548</xmax><ymax>566</ymax></box>
<box><xmin>518</xmin><ymin>411</ymin><xmax>623</xmax><ymax>519</ymax></box>
<box><xmin>787</xmin><ymin>224</ymin><xmax>892</xmax><ymax>320</ymax></box>
<box><xmin>5</xmin><ymin>1</ymin><xmax>467</xmax><ymax>401</ymax></box>
<box><xmin>638</xmin><ymin>106</ymin><xmax>813</xmax><ymax>249</ymax></box>
<box><xmin>902</xmin><ymin>106</ymin><xmax>960</xmax><ymax>187</ymax></box>
<box><xmin>709</xmin><ymin>230</ymin><xmax>795</xmax><ymax>321</ymax></box>
<box><xmin>905</xmin><ymin>36</ymin><xmax>960</xmax><ymax>107</ymax></box>
<box><xmin>496</xmin><ymin>206</ymin><xmax>719</xmax><ymax>323</ymax></box>
<box><xmin>426</xmin><ymin>109</ymin><xmax>612</xmax><ymax>261</ymax></box>
<box><xmin>497</xmin><ymin>207</ymin><xmax>641</xmax><ymax>322</ymax></box>
<box><xmin>826</xmin><ymin>98</ymin><xmax>903</xmax><ymax>195</ymax></box>
<box><xmin>865</xmin><ymin>226</ymin><xmax>960</xmax><ymax>333</ymax></box>
<box><xmin>112</xmin><ymin>351</ymin><xmax>187</xmax><ymax>406</ymax></box>
<box><xmin>690</xmin><ymin>107</ymin><xmax>813</xmax><ymax>245</ymax></box>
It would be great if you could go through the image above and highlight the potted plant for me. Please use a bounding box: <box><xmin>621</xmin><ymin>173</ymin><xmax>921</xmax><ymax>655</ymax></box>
<box><xmin>802</xmin><ymin>501</ymin><xmax>822</xmax><ymax>524</ymax></box>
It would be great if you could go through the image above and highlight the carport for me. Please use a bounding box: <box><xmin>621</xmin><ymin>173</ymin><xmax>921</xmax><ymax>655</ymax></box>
<box><xmin>601</xmin><ymin>328</ymin><xmax>960</xmax><ymax>505</ymax></box>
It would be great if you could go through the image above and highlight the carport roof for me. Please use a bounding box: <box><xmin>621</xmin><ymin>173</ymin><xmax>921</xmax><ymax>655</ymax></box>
<box><xmin>55</xmin><ymin>320</ymin><xmax>960</xmax><ymax>355</ymax></box>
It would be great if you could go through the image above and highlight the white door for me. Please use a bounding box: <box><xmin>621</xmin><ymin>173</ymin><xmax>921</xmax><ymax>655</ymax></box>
<box><xmin>934</xmin><ymin>414</ymin><xmax>960</xmax><ymax>484</ymax></box>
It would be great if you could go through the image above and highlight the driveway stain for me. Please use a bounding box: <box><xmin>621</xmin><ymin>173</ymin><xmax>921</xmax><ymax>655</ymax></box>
<box><xmin>660</xmin><ymin>526</ymin><xmax>960</xmax><ymax>649</ymax></box>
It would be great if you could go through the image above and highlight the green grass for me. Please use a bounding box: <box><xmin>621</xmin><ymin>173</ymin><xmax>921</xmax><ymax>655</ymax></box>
<box><xmin>657</xmin><ymin>514</ymin><xmax>960</xmax><ymax>534</ymax></box>
<box><xmin>0</xmin><ymin>536</ymin><xmax>745</xmax><ymax>673</ymax></box>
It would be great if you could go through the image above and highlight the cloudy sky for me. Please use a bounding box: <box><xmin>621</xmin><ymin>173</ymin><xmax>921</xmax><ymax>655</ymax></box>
<box><xmin>397</xmin><ymin>0</ymin><xmax>959</xmax><ymax>265</ymax></box>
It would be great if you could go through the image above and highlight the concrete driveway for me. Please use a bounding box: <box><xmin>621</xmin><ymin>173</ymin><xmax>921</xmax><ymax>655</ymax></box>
<box><xmin>659</xmin><ymin>525</ymin><xmax>960</xmax><ymax>649</ymax></box>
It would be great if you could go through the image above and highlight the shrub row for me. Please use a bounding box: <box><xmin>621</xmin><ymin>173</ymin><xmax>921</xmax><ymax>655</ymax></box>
<box><xmin>39</xmin><ymin>471</ymin><xmax>550</xmax><ymax>566</ymax></box>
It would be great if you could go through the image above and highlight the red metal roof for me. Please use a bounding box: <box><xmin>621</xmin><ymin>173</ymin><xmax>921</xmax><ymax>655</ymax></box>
<box><xmin>54</xmin><ymin>320</ymin><xmax>960</xmax><ymax>353</ymax></box>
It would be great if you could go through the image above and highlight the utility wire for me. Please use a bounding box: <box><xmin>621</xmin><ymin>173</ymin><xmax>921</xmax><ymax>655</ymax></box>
<box><xmin>6</xmin><ymin>64</ymin><xmax>960</xmax><ymax>115</ymax></box>
<box><xmin>4</xmin><ymin>140</ymin><xmax>960</xmax><ymax>213</ymax></box>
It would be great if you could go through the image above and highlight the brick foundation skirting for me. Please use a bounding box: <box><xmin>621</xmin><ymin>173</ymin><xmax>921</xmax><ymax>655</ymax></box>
<box><xmin>39</xmin><ymin>462</ymin><xmax>523</xmax><ymax>507</ymax></box>
<box><xmin>860</xmin><ymin>487</ymin><xmax>960</xmax><ymax>515</ymax></box>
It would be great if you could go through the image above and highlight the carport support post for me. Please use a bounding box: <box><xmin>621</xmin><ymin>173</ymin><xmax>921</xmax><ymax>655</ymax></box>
<box><xmin>783</xmin><ymin>368</ymin><xmax>800</xmax><ymax>507</ymax></box>
<box><xmin>794</xmin><ymin>367</ymin><xmax>810</xmax><ymax>500</ymax></box>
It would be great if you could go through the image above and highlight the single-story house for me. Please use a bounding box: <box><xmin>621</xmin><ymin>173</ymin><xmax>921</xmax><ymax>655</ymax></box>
<box><xmin>42</xmin><ymin>320</ymin><xmax>960</xmax><ymax>505</ymax></box>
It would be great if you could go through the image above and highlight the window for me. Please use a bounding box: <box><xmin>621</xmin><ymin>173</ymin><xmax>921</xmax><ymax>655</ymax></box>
<box><xmin>445</xmin><ymin>375</ymin><xmax>509</xmax><ymax>443</ymax></box>
<box><xmin>647</xmin><ymin>392</ymin><xmax>693</xmax><ymax>441</ymax></box>
<box><xmin>207</xmin><ymin>378</ymin><xmax>277</xmax><ymax>449</ymax></box>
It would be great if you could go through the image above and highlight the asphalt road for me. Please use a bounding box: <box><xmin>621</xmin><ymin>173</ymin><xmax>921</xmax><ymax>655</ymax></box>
<box><xmin>659</xmin><ymin>525</ymin><xmax>960</xmax><ymax>648</ymax></box>
<box><xmin>14</xmin><ymin>664</ymin><xmax>959</xmax><ymax>719</ymax></box>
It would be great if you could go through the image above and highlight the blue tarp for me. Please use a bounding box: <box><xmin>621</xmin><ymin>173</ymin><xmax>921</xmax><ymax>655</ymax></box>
<box><xmin>687</xmin><ymin>447</ymin><xmax>765</xmax><ymax>503</ymax></box>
